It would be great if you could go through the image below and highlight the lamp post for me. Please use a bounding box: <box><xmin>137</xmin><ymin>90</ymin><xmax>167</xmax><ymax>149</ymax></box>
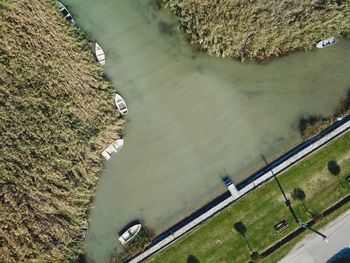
<box><xmin>299</xmin><ymin>221</ymin><xmax>328</xmax><ymax>243</ymax></box>
<box><xmin>261</xmin><ymin>154</ymin><xmax>328</xmax><ymax>243</ymax></box>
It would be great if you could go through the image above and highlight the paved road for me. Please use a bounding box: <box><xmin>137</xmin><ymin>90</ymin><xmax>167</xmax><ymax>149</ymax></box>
<box><xmin>280</xmin><ymin>210</ymin><xmax>350</xmax><ymax>263</ymax></box>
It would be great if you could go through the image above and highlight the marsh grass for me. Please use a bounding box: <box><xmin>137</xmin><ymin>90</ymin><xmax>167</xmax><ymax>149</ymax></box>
<box><xmin>0</xmin><ymin>0</ymin><xmax>10</xmax><ymax>9</ymax></box>
<box><xmin>0</xmin><ymin>1</ymin><xmax>122</xmax><ymax>262</ymax></box>
<box><xmin>164</xmin><ymin>0</ymin><xmax>350</xmax><ymax>61</ymax></box>
<box><xmin>149</xmin><ymin>131</ymin><xmax>350</xmax><ymax>263</ymax></box>
<box><xmin>298</xmin><ymin>90</ymin><xmax>350</xmax><ymax>140</ymax></box>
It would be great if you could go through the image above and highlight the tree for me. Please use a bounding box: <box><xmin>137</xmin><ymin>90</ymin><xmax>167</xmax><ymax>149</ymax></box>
<box><xmin>234</xmin><ymin>221</ymin><xmax>247</xmax><ymax>236</ymax></box>
<box><xmin>187</xmin><ymin>255</ymin><xmax>200</xmax><ymax>263</ymax></box>
<box><xmin>328</xmin><ymin>160</ymin><xmax>344</xmax><ymax>188</ymax></box>
<box><xmin>291</xmin><ymin>187</ymin><xmax>310</xmax><ymax>213</ymax></box>
<box><xmin>234</xmin><ymin>221</ymin><xmax>252</xmax><ymax>253</ymax></box>
<box><xmin>328</xmin><ymin>160</ymin><xmax>340</xmax><ymax>175</ymax></box>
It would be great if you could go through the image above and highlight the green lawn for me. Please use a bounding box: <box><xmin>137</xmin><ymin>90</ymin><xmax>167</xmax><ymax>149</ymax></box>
<box><xmin>149</xmin><ymin>131</ymin><xmax>350</xmax><ymax>263</ymax></box>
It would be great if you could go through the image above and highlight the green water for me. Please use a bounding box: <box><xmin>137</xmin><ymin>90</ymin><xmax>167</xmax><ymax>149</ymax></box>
<box><xmin>65</xmin><ymin>0</ymin><xmax>350</xmax><ymax>261</ymax></box>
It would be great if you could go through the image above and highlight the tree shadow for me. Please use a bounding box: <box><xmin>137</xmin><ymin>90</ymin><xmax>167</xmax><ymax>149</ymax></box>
<box><xmin>290</xmin><ymin>187</ymin><xmax>313</xmax><ymax>215</ymax></box>
<box><xmin>328</xmin><ymin>160</ymin><xmax>341</xmax><ymax>175</ymax></box>
<box><xmin>187</xmin><ymin>255</ymin><xmax>200</xmax><ymax>263</ymax></box>
<box><xmin>328</xmin><ymin>160</ymin><xmax>344</xmax><ymax>188</ymax></box>
<box><xmin>234</xmin><ymin>221</ymin><xmax>253</xmax><ymax>253</ymax></box>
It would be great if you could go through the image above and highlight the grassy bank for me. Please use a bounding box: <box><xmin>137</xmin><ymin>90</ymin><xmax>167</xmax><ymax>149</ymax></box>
<box><xmin>149</xmin><ymin>130</ymin><xmax>350</xmax><ymax>263</ymax></box>
<box><xmin>164</xmin><ymin>0</ymin><xmax>350</xmax><ymax>61</ymax></box>
<box><xmin>0</xmin><ymin>1</ymin><xmax>122</xmax><ymax>262</ymax></box>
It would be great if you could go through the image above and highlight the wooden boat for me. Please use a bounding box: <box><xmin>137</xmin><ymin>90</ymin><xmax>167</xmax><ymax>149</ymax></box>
<box><xmin>95</xmin><ymin>42</ymin><xmax>106</xmax><ymax>65</ymax></box>
<box><xmin>316</xmin><ymin>37</ymin><xmax>336</xmax><ymax>48</ymax></box>
<box><xmin>56</xmin><ymin>1</ymin><xmax>75</xmax><ymax>25</ymax></box>
<box><xmin>81</xmin><ymin>218</ymin><xmax>88</xmax><ymax>241</ymax></box>
<box><xmin>118</xmin><ymin>224</ymin><xmax>142</xmax><ymax>245</ymax></box>
<box><xmin>115</xmin><ymin>94</ymin><xmax>128</xmax><ymax>116</ymax></box>
<box><xmin>101</xmin><ymin>139</ymin><xmax>124</xmax><ymax>160</ymax></box>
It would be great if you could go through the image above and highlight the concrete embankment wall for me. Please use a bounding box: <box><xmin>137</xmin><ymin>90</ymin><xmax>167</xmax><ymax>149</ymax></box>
<box><xmin>128</xmin><ymin>116</ymin><xmax>350</xmax><ymax>263</ymax></box>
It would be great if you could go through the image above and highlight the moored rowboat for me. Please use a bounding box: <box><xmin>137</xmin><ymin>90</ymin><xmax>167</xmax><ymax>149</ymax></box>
<box><xmin>118</xmin><ymin>224</ymin><xmax>142</xmax><ymax>245</ymax></box>
<box><xmin>56</xmin><ymin>1</ymin><xmax>75</xmax><ymax>25</ymax></box>
<box><xmin>81</xmin><ymin>218</ymin><xmax>88</xmax><ymax>241</ymax></box>
<box><xmin>101</xmin><ymin>139</ymin><xmax>124</xmax><ymax>160</ymax></box>
<box><xmin>115</xmin><ymin>94</ymin><xmax>128</xmax><ymax>116</ymax></box>
<box><xmin>316</xmin><ymin>37</ymin><xmax>336</xmax><ymax>48</ymax></box>
<box><xmin>95</xmin><ymin>42</ymin><xmax>106</xmax><ymax>65</ymax></box>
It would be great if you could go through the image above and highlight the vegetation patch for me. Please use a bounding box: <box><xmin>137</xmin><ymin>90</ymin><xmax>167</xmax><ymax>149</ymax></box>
<box><xmin>149</xmin><ymin>131</ymin><xmax>350</xmax><ymax>263</ymax></box>
<box><xmin>114</xmin><ymin>225</ymin><xmax>156</xmax><ymax>262</ymax></box>
<box><xmin>0</xmin><ymin>1</ymin><xmax>122</xmax><ymax>262</ymax></box>
<box><xmin>298</xmin><ymin>90</ymin><xmax>350</xmax><ymax>140</ymax></box>
<box><xmin>164</xmin><ymin>0</ymin><xmax>350</xmax><ymax>61</ymax></box>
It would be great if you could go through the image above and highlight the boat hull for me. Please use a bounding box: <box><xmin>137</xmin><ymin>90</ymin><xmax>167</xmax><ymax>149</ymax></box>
<box><xmin>118</xmin><ymin>224</ymin><xmax>142</xmax><ymax>245</ymax></box>
<box><xmin>115</xmin><ymin>94</ymin><xmax>128</xmax><ymax>115</ymax></box>
<box><xmin>101</xmin><ymin>139</ymin><xmax>124</xmax><ymax>160</ymax></box>
<box><xmin>316</xmin><ymin>37</ymin><xmax>336</xmax><ymax>48</ymax></box>
<box><xmin>95</xmin><ymin>42</ymin><xmax>106</xmax><ymax>65</ymax></box>
<box><xmin>56</xmin><ymin>1</ymin><xmax>75</xmax><ymax>25</ymax></box>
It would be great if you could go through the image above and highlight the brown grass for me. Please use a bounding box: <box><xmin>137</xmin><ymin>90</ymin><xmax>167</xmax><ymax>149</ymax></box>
<box><xmin>165</xmin><ymin>0</ymin><xmax>350</xmax><ymax>61</ymax></box>
<box><xmin>0</xmin><ymin>1</ymin><xmax>122</xmax><ymax>262</ymax></box>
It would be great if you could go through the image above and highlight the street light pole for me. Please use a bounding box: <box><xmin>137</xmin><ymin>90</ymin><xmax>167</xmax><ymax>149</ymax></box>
<box><xmin>261</xmin><ymin>154</ymin><xmax>328</xmax><ymax>242</ymax></box>
<box><xmin>272</xmin><ymin>175</ymin><xmax>299</xmax><ymax>224</ymax></box>
<box><xmin>299</xmin><ymin>221</ymin><xmax>328</xmax><ymax>243</ymax></box>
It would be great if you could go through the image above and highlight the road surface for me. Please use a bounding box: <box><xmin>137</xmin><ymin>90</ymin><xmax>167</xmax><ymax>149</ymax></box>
<box><xmin>280</xmin><ymin>209</ymin><xmax>350</xmax><ymax>263</ymax></box>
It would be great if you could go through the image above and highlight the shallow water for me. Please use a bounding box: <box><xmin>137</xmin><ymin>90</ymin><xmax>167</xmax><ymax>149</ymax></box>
<box><xmin>65</xmin><ymin>0</ymin><xmax>350</xmax><ymax>261</ymax></box>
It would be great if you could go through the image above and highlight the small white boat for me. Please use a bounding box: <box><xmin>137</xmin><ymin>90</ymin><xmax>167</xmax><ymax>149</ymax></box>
<box><xmin>56</xmin><ymin>1</ymin><xmax>75</xmax><ymax>25</ymax></box>
<box><xmin>101</xmin><ymin>139</ymin><xmax>124</xmax><ymax>160</ymax></box>
<box><xmin>118</xmin><ymin>224</ymin><xmax>142</xmax><ymax>245</ymax></box>
<box><xmin>95</xmin><ymin>42</ymin><xmax>106</xmax><ymax>65</ymax></box>
<box><xmin>81</xmin><ymin>218</ymin><xmax>88</xmax><ymax>241</ymax></box>
<box><xmin>316</xmin><ymin>37</ymin><xmax>336</xmax><ymax>48</ymax></box>
<box><xmin>115</xmin><ymin>94</ymin><xmax>128</xmax><ymax>116</ymax></box>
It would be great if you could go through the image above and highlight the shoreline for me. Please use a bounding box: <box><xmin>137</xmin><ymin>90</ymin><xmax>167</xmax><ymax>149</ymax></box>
<box><xmin>164</xmin><ymin>0</ymin><xmax>350</xmax><ymax>61</ymax></box>
<box><xmin>0</xmin><ymin>1</ymin><xmax>124</xmax><ymax>262</ymax></box>
<box><xmin>61</xmin><ymin>2</ymin><xmax>350</xmax><ymax>262</ymax></box>
<box><xmin>127</xmin><ymin>115</ymin><xmax>350</xmax><ymax>262</ymax></box>
<box><xmin>2</xmin><ymin>1</ymin><xmax>350</xmax><ymax>262</ymax></box>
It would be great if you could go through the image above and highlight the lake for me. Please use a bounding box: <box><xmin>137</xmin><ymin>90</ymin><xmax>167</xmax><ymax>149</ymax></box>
<box><xmin>65</xmin><ymin>0</ymin><xmax>350</xmax><ymax>261</ymax></box>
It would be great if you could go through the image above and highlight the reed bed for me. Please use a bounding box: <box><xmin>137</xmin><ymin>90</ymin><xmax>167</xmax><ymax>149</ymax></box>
<box><xmin>0</xmin><ymin>1</ymin><xmax>122</xmax><ymax>262</ymax></box>
<box><xmin>164</xmin><ymin>0</ymin><xmax>350</xmax><ymax>61</ymax></box>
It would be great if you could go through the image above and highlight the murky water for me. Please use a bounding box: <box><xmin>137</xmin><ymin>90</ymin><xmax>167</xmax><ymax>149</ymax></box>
<box><xmin>65</xmin><ymin>0</ymin><xmax>350</xmax><ymax>261</ymax></box>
